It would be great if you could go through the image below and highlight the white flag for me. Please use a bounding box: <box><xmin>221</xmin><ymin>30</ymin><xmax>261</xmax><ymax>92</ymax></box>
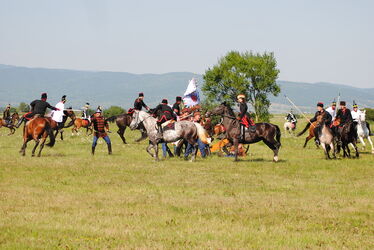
<box><xmin>183</xmin><ymin>78</ymin><xmax>200</xmax><ymax>107</ymax></box>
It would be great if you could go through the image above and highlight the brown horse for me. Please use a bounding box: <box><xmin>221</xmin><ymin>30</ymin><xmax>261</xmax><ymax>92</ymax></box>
<box><xmin>337</xmin><ymin>121</ymin><xmax>359</xmax><ymax>158</ymax></box>
<box><xmin>207</xmin><ymin>103</ymin><xmax>281</xmax><ymax>162</ymax></box>
<box><xmin>0</xmin><ymin>112</ymin><xmax>19</xmax><ymax>135</ymax></box>
<box><xmin>296</xmin><ymin>121</ymin><xmax>319</xmax><ymax>148</ymax></box>
<box><xmin>106</xmin><ymin>113</ymin><xmax>147</xmax><ymax>144</ymax></box>
<box><xmin>45</xmin><ymin>110</ymin><xmax>74</xmax><ymax>140</ymax></box>
<box><xmin>64</xmin><ymin>110</ymin><xmax>93</xmax><ymax>135</ymax></box>
<box><xmin>19</xmin><ymin>117</ymin><xmax>55</xmax><ymax>157</ymax></box>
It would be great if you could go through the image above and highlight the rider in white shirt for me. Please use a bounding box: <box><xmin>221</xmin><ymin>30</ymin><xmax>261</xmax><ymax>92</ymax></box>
<box><xmin>325</xmin><ymin>101</ymin><xmax>337</xmax><ymax>118</ymax></box>
<box><xmin>52</xmin><ymin>95</ymin><xmax>66</xmax><ymax>129</ymax></box>
<box><xmin>351</xmin><ymin>101</ymin><xmax>371</xmax><ymax>135</ymax></box>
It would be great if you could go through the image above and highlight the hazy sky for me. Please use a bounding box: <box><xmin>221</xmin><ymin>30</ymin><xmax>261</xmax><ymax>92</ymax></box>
<box><xmin>1</xmin><ymin>0</ymin><xmax>373</xmax><ymax>88</ymax></box>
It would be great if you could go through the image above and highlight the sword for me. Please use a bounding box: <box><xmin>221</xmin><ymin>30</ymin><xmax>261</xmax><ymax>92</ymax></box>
<box><xmin>284</xmin><ymin>95</ymin><xmax>314</xmax><ymax>127</ymax></box>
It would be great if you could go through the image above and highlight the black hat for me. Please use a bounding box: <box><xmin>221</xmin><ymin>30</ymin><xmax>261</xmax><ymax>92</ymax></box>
<box><xmin>317</xmin><ymin>102</ymin><xmax>324</xmax><ymax>108</ymax></box>
<box><xmin>340</xmin><ymin>101</ymin><xmax>346</xmax><ymax>106</ymax></box>
<box><xmin>176</xmin><ymin>96</ymin><xmax>182</xmax><ymax>102</ymax></box>
<box><xmin>353</xmin><ymin>100</ymin><xmax>358</xmax><ymax>108</ymax></box>
<box><xmin>162</xmin><ymin>99</ymin><xmax>168</xmax><ymax>104</ymax></box>
<box><xmin>41</xmin><ymin>92</ymin><xmax>47</xmax><ymax>99</ymax></box>
<box><xmin>139</xmin><ymin>92</ymin><xmax>144</xmax><ymax>97</ymax></box>
<box><xmin>61</xmin><ymin>95</ymin><xmax>67</xmax><ymax>101</ymax></box>
<box><xmin>86</xmin><ymin>102</ymin><xmax>90</xmax><ymax>105</ymax></box>
<box><xmin>332</xmin><ymin>99</ymin><xmax>336</xmax><ymax>106</ymax></box>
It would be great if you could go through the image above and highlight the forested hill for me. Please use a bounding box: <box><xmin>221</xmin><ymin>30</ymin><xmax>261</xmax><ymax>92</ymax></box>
<box><xmin>0</xmin><ymin>64</ymin><xmax>373</xmax><ymax>113</ymax></box>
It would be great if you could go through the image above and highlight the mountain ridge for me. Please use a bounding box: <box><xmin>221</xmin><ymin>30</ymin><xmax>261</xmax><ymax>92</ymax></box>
<box><xmin>0</xmin><ymin>64</ymin><xmax>373</xmax><ymax>113</ymax></box>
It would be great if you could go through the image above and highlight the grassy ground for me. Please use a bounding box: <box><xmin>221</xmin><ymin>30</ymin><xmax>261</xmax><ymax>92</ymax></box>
<box><xmin>0</xmin><ymin>116</ymin><xmax>373</xmax><ymax>249</ymax></box>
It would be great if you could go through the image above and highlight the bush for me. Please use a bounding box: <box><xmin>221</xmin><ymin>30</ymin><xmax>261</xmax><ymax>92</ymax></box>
<box><xmin>103</xmin><ymin>106</ymin><xmax>126</xmax><ymax>118</ymax></box>
<box><xmin>18</xmin><ymin>102</ymin><xmax>30</xmax><ymax>113</ymax></box>
<box><xmin>365</xmin><ymin>108</ymin><xmax>374</xmax><ymax>121</ymax></box>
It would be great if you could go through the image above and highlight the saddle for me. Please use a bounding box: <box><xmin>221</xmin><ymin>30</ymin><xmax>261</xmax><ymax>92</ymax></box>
<box><xmin>161</xmin><ymin>120</ymin><xmax>175</xmax><ymax>131</ymax></box>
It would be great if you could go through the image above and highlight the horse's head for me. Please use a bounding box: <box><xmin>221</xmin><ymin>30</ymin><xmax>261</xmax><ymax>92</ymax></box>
<box><xmin>65</xmin><ymin>109</ymin><xmax>75</xmax><ymax>118</ymax></box>
<box><xmin>316</xmin><ymin>114</ymin><xmax>324</xmax><ymax>125</ymax></box>
<box><xmin>207</xmin><ymin>102</ymin><xmax>233</xmax><ymax>117</ymax></box>
<box><xmin>359</xmin><ymin>111</ymin><xmax>366</xmax><ymax>122</ymax></box>
<box><xmin>11</xmin><ymin>112</ymin><xmax>19</xmax><ymax>120</ymax></box>
<box><xmin>129</xmin><ymin>110</ymin><xmax>141</xmax><ymax>130</ymax></box>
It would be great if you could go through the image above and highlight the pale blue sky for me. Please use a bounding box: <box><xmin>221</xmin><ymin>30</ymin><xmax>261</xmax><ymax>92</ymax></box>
<box><xmin>0</xmin><ymin>0</ymin><xmax>373</xmax><ymax>88</ymax></box>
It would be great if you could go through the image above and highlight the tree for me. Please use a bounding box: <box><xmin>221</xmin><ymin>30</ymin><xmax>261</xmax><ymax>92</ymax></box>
<box><xmin>103</xmin><ymin>106</ymin><xmax>126</xmax><ymax>118</ymax></box>
<box><xmin>18</xmin><ymin>102</ymin><xmax>30</xmax><ymax>113</ymax></box>
<box><xmin>202</xmin><ymin>51</ymin><xmax>280</xmax><ymax>121</ymax></box>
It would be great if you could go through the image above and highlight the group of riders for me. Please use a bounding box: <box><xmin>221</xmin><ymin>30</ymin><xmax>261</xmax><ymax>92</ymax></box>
<box><xmin>2</xmin><ymin>90</ymin><xmax>371</xmax><ymax>157</ymax></box>
<box><xmin>284</xmin><ymin>100</ymin><xmax>372</xmax><ymax>145</ymax></box>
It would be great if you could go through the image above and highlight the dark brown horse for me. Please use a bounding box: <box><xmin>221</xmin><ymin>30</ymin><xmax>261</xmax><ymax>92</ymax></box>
<box><xmin>337</xmin><ymin>121</ymin><xmax>359</xmax><ymax>158</ymax></box>
<box><xmin>206</xmin><ymin>103</ymin><xmax>281</xmax><ymax>162</ymax></box>
<box><xmin>0</xmin><ymin>112</ymin><xmax>19</xmax><ymax>135</ymax></box>
<box><xmin>106</xmin><ymin>113</ymin><xmax>147</xmax><ymax>144</ymax></box>
<box><xmin>64</xmin><ymin>110</ymin><xmax>93</xmax><ymax>135</ymax></box>
<box><xmin>19</xmin><ymin>117</ymin><xmax>55</xmax><ymax>157</ymax></box>
<box><xmin>46</xmin><ymin>110</ymin><xmax>74</xmax><ymax>140</ymax></box>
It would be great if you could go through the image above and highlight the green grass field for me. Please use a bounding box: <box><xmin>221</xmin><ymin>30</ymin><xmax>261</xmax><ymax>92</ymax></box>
<box><xmin>1</xmin><ymin>116</ymin><xmax>373</xmax><ymax>249</ymax></box>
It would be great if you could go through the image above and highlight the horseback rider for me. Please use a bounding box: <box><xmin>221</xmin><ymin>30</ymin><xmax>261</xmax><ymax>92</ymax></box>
<box><xmin>16</xmin><ymin>93</ymin><xmax>59</xmax><ymax>128</ymax></box>
<box><xmin>285</xmin><ymin>109</ymin><xmax>297</xmax><ymax>124</ymax></box>
<box><xmin>326</xmin><ymin>100</ymin><xmax>337</xmax><ymax>118</ymax></box>
<box><xmin>153</xmin><ymin>99</ymin><xmax>176</xmax><ymax>139</ymax></box>
<box><xmin>334</xmin><ymin>101</ymin><xmax>353</xmax><ymax>126</ymax></box>
<box><xmin>351</xmin><ymin>101</ymin><xmax>371</xmax><ymax>135</ymax></box>
<box><xmin>172</xmin><ymin>96</ymin><xmax>183</xmax><ymax>117</ymax></box>
<box><xmin>3</xmin><ymin>104</ymin><xmax>11</xmax><ymax>126</ymax></box>
<box><xmin>91</xmin><ymin>108</ymin><xmax>112</xmax><ymax>155</ymax></box>
<box><xmin>237</xmin><ymin>94</ymin><xmax>255</xmax><ymax>142</ymax></box>
<box><xmin>309</xmin><ymin>102</ymin><xmax>332</xmax><ymax>144</ymax></box>
<box><xmin>51</xmin><ymin>95</ymin><xmax>67</xmax><ymax>129</ymax></box>
<box><xmin>134</xmin><ymin>92</ymin><xmax>150</xmax><ymax>111</ymax></box>
<box><xmin>82</xmin><ymin>103</ymin><xmax>91</xmax><ymax>121</ymax></box>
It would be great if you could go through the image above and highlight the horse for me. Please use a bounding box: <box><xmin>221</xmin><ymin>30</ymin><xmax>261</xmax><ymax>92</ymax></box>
<box><xmin>315</xmin><ymin>114</ymin><xmax>336</xmax><ymax>159</ymax></box>
<box><xmin>0</xmin><ymin>112</ymin><xmax>19</xmax><ymax>135</ymax></box>
<box><xmin>284</xmin><ymin>121</ymin><xmax>297</xmax><ymax>136</ymax></box>
<box><xmin>129</xmin><ymin>110</ymin><xmax>208</xmax><ymax>161</ymax></box>
<box><xmin>106</xmin><ymin>113</ymin><xmax>147</xmax><ymax>144</ymax></box>
<box><xmin>64</xmin><ymin>110</ymin><xmax>93</xmax><ymax>135</ymax></box>
<box><xmin>296</xmin><ymin>121</ymin><xmax>319</xmax><ymax>148</ymax></box>
<box><xmin>355</xmin><ymin>111</ymin><xmax>374</xmax><ymax>154</ymax></box>
<box><xmin>46</xmin><ymin>110</ymin><xmax>74</xmax><ymax>140</ymax></box>
<box><xmin>19</xmin><ymin>116</ymin><xmax>55</xmax><ymax>157</ymax></box>
<box><xmin>206</xmin><ymin>103</ymin><xmax>281</xmax><ymax>162</ymax></box>
<box><xmin>337</xmin><ymin>121</ymin><xmax>359</xmax><ymax>158</ymax></box>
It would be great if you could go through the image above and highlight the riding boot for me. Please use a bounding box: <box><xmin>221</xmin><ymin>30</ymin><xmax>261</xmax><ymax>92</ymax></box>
<box><xmin>91</xmin><ymin>146</ymin><xmax>95</xmax><ymax>155</ymax></box>
<box><xmin>107</xmin><ymin>143</ymin><xmax>112</xmax><ymax>155</ymax></box>
<box><xmin>15</xmin><ymin>117</ymin><xmax>25</xmax><ymax>128</ymax></box>
<box><xmin>314</xmin><ymin>127</ymin><xmax>320</xmax><ymax>145</ymax></box>
<box><xmin>367</xmin><ymin>123</ymin><xmax>372</xmax><ymax>136</ymax></box>
<box><xmin>240</xmin><ymin>125</ymin><xmax>246</xmax><ymax>142</ymax></box>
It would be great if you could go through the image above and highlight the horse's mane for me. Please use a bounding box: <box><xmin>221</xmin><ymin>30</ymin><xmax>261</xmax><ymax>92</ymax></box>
<box><xmin>222</xmin><ymin>103</ymin><xmax>236</xmax><ymax>117</ymax></box>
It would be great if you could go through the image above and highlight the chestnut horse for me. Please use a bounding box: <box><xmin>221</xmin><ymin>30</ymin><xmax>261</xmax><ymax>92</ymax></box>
<box><xmin>19</xmin><ymin>117</ymin><xmax>55</xmax><ymax>157</ymax></box>
<box><xmin>64</xmin><ymin>110</ymin><xmax>93</xmax><ymax>135</ymax></box>
<box><xmin>0</xmin><ymin>112</ymin><xmax>19</xmax><ymax>135</ymax></box>
<box><xmin>296</xmin><ymin>121</ymin><xmax>319</xmax><ymax>148</ymax></box>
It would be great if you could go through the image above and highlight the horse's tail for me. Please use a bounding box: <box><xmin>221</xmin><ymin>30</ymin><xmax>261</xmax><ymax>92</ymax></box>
<box><xmin>275</xmin><ymin>124</ymin><xmax>281</xmax><ymax>147</ymax></box>
<box><xmin>297</xmin><ymin>123</ymin><xmax>311</xmax><ymax>137</ymax></box>
<box><xmin>105</xmin><ymin>116</ymin><xmax>117</xmax><ymax>123</ymax></box>
<box><xmin>45</xmin><ymin>121</ymin><xmax>55</xmax><ymax>147</ymax></box>
<box><xmin>195</xmin><ymin>123</ymin><xmax>209</xmax><ymax>144</ymax></box>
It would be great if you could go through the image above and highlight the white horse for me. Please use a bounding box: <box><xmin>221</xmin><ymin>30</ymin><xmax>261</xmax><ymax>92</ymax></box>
<box><xmin>316</xmin><ymin>116</ymin><xmax>336</xmax><ymax>159</ymax></box>
<box><xmin>129</xmin><ymin>110</ymin><xmax>208</xmax><ymax>161</ymax></box>
<box><xmin>356</xmin><ymin>111</ymin><xmax>374</xmax><ymax>154</ymax></box>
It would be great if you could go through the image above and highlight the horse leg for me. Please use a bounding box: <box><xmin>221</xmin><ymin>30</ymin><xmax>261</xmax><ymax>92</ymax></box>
<box><xmin>135</xmin><ymin>130</ymin><xmax>147</xmax><ymax>142</ymax></box>
<box><xmin>304</xmin><ymin>136</ymin><xmax>312</xmax><ymax>148</ymax></box>
<box><xmin>358</xmin><ymin>136</ymin><xmax>366</xmax><ymax>150</ymax></box>
<box><xmin>60</xmin><ymin>130</ymin><xmax>64</xmax><ymax>140</ymax></box>
<box><xmin>320</xmin><ymin>143</ymin><xmax>330</xmax><ymax>159</ymax></box>
<box><xmin>37</xmin><ymin>135</ymin><xmax>47</xmax><ymax>157</ymax></box>
<box><xmin>117</xmin><ymin>127</ymin><xmax>127</xmax><ymax>144</ymax></box>
<box><xmin>233</xmin><ymin>138</ymin><xmax>239</xmax><ymax>162</ymax></box>
<box><xmin>31</xmin><ymin>139</ymin><xmax>40</xmax><ymax>157</ymax></box>
<box><xmin>330</xmin><ymin>142</ymin><xmax>336</xmax><ymax>159</ymax></box>
<box><xmin>20</xmin><ymin>137</ymin><xmax>31</xmax><ymax>156</ymax></box>
<box><xmin>146</xmin><ymin>142</ymin><xmax>154</xmax><ymax>158</ymax></box>
<box><xmin>154</xmin><ymin>143</ymin><xmax>159</xmax><ymax>161</ymax></box>
<box><xmin>263</xmin><ymin>139</ymin><xmax>279</xmax><ymax>162</ymax></box>
<box><xmin>351</xmin><ymin>141</ymin><xmax>359</xmax><ymax>158</ymax></box>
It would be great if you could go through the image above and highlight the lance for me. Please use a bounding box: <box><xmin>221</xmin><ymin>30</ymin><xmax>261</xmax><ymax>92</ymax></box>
<box><xmin>334</xmin><ymin>93</ymin><xmax>340</xmax><ymax>118</ymax></box>
<box><xmin>284</xmin><ymin>95</ymin><xmax>314</xmax><ymax>127</ymax></box>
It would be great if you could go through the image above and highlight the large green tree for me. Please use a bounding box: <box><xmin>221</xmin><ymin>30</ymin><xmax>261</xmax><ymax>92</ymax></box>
<box><xmin>202</xmin><ymin>51</ymin><xmax>280</xmax><ymax>121</ymax></box>
<box><xmin>103</xmin><ymin>106</ymin><xmax>126</xmax><ymax>118</ymax></box>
